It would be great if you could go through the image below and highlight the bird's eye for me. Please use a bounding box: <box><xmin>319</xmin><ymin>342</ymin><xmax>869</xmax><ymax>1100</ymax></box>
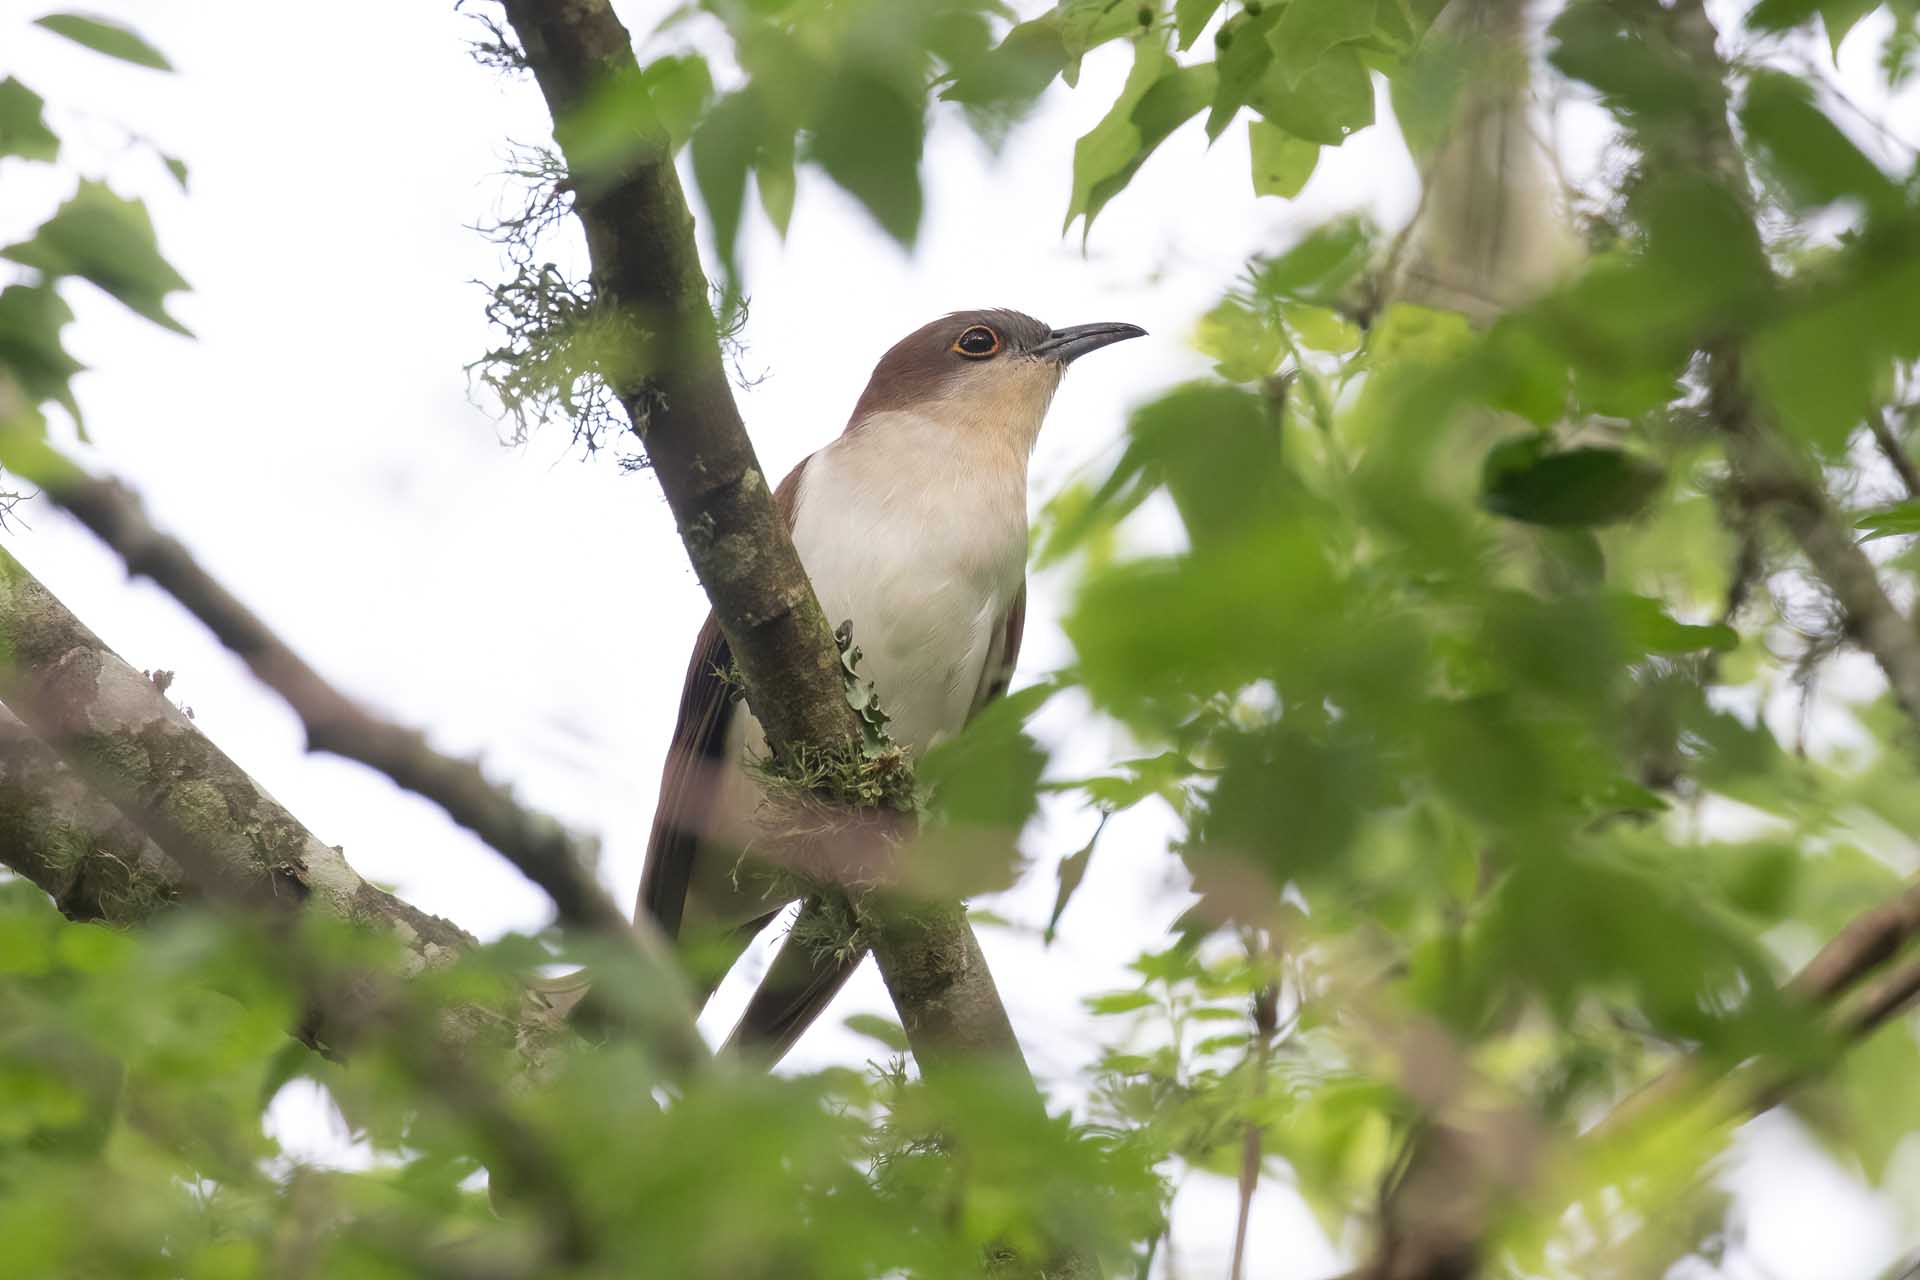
<box><xmin>953</xmin><ymin>325</ymin><xmax>1001</xmax><ymax>359</ymax></box>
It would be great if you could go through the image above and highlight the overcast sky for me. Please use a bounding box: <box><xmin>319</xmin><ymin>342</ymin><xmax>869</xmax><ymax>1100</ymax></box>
<box><xmin>3</xmin><ymin>2</ymin><xmax>1916</xmax><ymax>1276</ymax></box>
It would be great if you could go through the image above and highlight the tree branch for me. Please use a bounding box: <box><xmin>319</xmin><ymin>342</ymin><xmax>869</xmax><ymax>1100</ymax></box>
<box><xmin>492</xmin><ymin>0</ymin><xmax>1040</xmax><ymax>1087</ymax></box>
<box><xmin>25</xmin><ymin>468</ymin><xmax>707</xmax><ymax>1070</ymax></box>
<box><xmin>0</xmin><ymin>544</ymin><xmax>709</xmax><ymax>1074</ymax></box>
<box><xmin>49</xmin><ymin>472</ymin><xmax>639</xmax><ymax>943</ymax></box>
<box><xmin>0</xmin><ymin>701</ymin><xmax>183</xmax><ymax>923</ymax></box>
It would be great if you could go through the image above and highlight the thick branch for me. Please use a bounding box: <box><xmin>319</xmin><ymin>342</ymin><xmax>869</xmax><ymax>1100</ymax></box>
<box><xmin>0</xmin><ymin>544</ymin><xmax>478</xmax><ymax>972</ymax></box>
<box><xmin>0</xmin><ymin>702</ymin><xmax>183</xmax><ymax>922</ymax></box>
<box><xmin>0</xmin><ymin>541</ymin><xmax>714</xmax><ymax>1074</ymax></box>
<box><xmin>51</xmin><ymin>473</ymin><xmax>636</xmax><ymax>941</ymax></box>
<box><xmin>32</xmin><ymin>469</ymin><xmax>707</xmax><ymax>1071</ymax></box>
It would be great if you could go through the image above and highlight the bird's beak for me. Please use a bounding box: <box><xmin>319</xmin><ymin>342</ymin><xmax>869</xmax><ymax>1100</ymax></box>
<box><xmin>1031</xmin><ymin>321</ymin><xmax>1148</xmax><ymax>365</ymax></box>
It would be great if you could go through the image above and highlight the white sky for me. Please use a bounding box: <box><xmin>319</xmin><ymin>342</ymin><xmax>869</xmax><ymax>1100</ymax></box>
<box><xmin>2</xmin><ymin>2</ymin><xmax>1916</xmax><ymax>1276</ymax></box>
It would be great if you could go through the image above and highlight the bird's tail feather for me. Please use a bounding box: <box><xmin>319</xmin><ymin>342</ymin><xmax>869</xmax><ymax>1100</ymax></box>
<box><xmin>719</xmin><ymin>901</ymin><xmax>866</xmax><ymax>1066</ymax></box>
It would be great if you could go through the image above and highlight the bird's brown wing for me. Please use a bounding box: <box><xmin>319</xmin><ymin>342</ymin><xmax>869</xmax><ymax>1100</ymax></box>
<box><xmin>635</xmin><ymin>611</ymin><xmax>733</xmax><ymax>940</ymax></box>
<box><xmin>638</xmin><ymin>458</ymin><xmax>811</xmax><ymax>943</ymax></box>
<box><xmin>973</xmin><ymin>582</ymin><xmax>1027</xmax><ymax>717</ymax></box>
<box><xmin>725</xmin><ymin>580</ymin><xmax>1029</xmax><ymax>1063</ymax></box>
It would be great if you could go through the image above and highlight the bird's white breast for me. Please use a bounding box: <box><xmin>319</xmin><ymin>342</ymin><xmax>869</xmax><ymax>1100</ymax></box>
<box><xmin>786</xmin><ymin>410</ymin><xmax>1029</xmax><ymax>754</ymax></box>
<box><xmin>686</xmin><ymin>410</ymin><xmax>1038</xmax><ymax>930</ymax></box>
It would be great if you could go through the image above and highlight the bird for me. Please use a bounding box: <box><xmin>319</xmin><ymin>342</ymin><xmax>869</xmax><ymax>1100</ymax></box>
<box><xmin>637</xmin><ymin>308</ymin><xmax>1145</xmax><ymax>1065</ymax></box>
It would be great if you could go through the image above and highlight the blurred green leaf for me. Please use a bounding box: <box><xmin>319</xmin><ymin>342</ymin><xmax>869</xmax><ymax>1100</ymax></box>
<box><xmin>1858</xmin><ymin>500</ymin><xmax>1920</xmax><ymax>541</ymax></box>
<box><xmin>1283</xmin><ymin>300</ymin><xmax>1361</xmax><ymax>353</ymax></box>
<box><xmin>844</xmin><ymin>1012</ymin><xmax>910</xmax><ymax>1051</ymax></box>
<box><xmin>940</xmin><ymin>16</ymin><xmax>1068</xmax><ymax>133</ymax></box>
<box><xmin>1195</xmin><ymin>297</ymin><xmax>1280</xmax><ymax>381</ymax></box>
<box><xmin>1067</xmin><ymin>38</ymin><xmax>1215</xmax><ymax>235</ymax></box>
<box><xmin>690</xmin><ymin>89</ymin><xmax>762</xmax><ymax>303</ymax></box>
<box><xmin>1045</xmin><ymin>812</ymin><xmax>1109</xmax><ymax>944</ymax></box>
<box><xmin>0</xmin><ymin>284</ymin><xmax>84</xmax><ymax>425</ymax></box>
<box><xmin>640</xmin><ymin>53</ymin><xmax>715</xmax><ymax>150</ymax></box>
<box><xmin>0</xmin><ymin>78</ymin><xmax>58</xmax><ymax>162</ymax></box>
<box><xmin>1252</xmin><ymin>216</ymin><xmax>1372</xmax><ymax>303</ymax></box>
<box><xmin>1</xmin><ymin>181</ymin><xmax>190</xmax><ymax>335</ymax></box>
<box><xmin>34</xmin><ymin>13</ymin><xmax>170</xmax><ymax>71</ymax></box>
<box><xmin>1740</xmin><ymin>71</ymin><xmax>1903</xmax><ymax>217</ymax></box>
<box><xmin>1608</xmin><ymin>593</ymin><xmax>1738</xmax><ymax>655</ymax></box>
<box><xmin>919</xmin><ymin>684</ymin><xmax>1051</xmax><ymax>831</ymax></box>
<box><xmin>1248</xmin><ymin>120</ymin><xmax>1318</xmax><ymax>198</ymax></box>
<box><xmin>810</xmin><ymin>65</ymin><xmax>924</xmax><ymax>244</ymax></box>
<box><xmin>1481</xmin><ymin>438</ymin><xmax>1663</xmax><ymax>528</ymax></box>
<box><xmin>1088</xmin><ymin>989</ymin><xmax>1155</xmax><ymax>1015</ymax></box>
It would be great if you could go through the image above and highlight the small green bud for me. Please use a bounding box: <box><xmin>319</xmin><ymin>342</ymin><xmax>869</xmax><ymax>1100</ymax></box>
<box><xmin>1137</xmin><ymin>4</ymin><xmax>1154</xmax><ymax>25</ymax></box>
<box><xmin>1216</xmin><ymin>26</ymin><xmax>1233</xmax><ymax>47</ymax></box>
<box><xmin>1244</xmin><ymin>0</ymin><xmax>1263</xmax><ymax>13</ymax></box>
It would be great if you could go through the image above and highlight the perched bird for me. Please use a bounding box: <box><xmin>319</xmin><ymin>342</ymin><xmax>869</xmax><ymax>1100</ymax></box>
<box><xmin>644</xmin><ymin>308</ymin><xmax>1145</xmax><ymax>1064</ymax></box>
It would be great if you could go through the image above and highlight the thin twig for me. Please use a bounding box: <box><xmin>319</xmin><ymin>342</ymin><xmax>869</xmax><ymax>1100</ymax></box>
<box><xmin>1228</xmin><ymin>981</ymin><xmax>1280</xmax><ymax>1280</ymax></box>
<box><xmin>1868</xmin><ymin>407</ymin><xmax>1920</xmax><ymax>500</ymax></box>
<box><xmin>1598</xmin><ymin>877</ymin><xmax>1920</xmax><ymax>1136</ymax></box>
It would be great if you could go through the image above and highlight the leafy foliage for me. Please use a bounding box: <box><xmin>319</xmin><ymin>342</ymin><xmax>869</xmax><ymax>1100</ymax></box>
<box><xmin>6</xmin><ymin>3</ymin><xmax>1920</xmax><ymax>1280</ymax></box>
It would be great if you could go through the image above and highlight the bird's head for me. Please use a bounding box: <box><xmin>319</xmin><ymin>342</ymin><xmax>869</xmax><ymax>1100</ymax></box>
<box><xmin>845</xmin><ymin>308</ymin><xmax>1146</xmax><ymax>452</ymax></box>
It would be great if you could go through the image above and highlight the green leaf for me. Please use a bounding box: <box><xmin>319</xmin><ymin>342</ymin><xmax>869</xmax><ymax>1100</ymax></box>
<box><xmin>1739</xmin><ymin>70</ymin><xmax>1902</xmax><ymax>216</ymax></box>
<box><xmin>34</xmin><ymin>13</ymin><xmax>170</xmax><ymax>70</ymax></box>
<box><xmin>1</xmin><ymin>182</ymin><xmax>191</xmax><ymax>335</ymax></box>
<box><xmin>1267</xmin><ymin>0</ymin><xmax>1376</xmax><ymax>88</ymax></box>
<box><xmin>1059</xmin><ymin>0</ymin><xmax>1151</xmax><ymax>80</ymax></box>
<box><xmin>0</xmin><ymin>285</ymin><xmax>84</xmax><ymax>426</ymax></box>
<box><xmin>1045</xmin><ymin>813</ymin><xmax>1108</xmax><ymax>944</ymax></box>
<box><xmin>1195</xmin><ymin>297</ymin><xmax>1280</xmax><ymax>381</ymax></box>
<box><xmin>1087</xmin><ymin>989</ymin><xmax>1155</xmax><ymax>1015</ymax></box>
<box><xmin>1282</xmin><ymin>301</ymin><xmax>1361</xmax><ymax>353</ymax></box>
<box><xmin>690</xmin><ymin>90</ymin><xmax>761</xmax><ymax>305</ymax></box>
<box><xmin>0</xmin><ymin>78</ymin><xmax>58</xmax><ymax>162</ymax></box>
<box><xmin>1480</xmin><ymin>437</ymin><xmax>1663</xmax><ymax>528</ymax></box>
<box><xmin>1205</xmin><ymin>5</ymin><xmax>1283</xmax><ymax>139</ymax></box>
<box><xmin>1252</xmin><ymin>216</ymin><xmax>1371</xmax><ymax>303</ymax></box>
<box><xmin>1250</xmin><ymin>44</ymin><xmax>1374</xmax><ymax>145</ymax></box>
<box><xmin>1822</xmin><ymin>1019</ymin><xmax>1920</xmax><ymax>1183</ymax></box>
<box><xmin>810</xmin><ymin>65</ymin><xmax>923</xmax><ymax>245</ymax></box>
<box><xmin>639</xmin><ymin>54</ymin><xmax>714</xmax><ymax>150</ymax></box>
<box><xmin>755</xmin><ymin>126</ymin><xmax>797</xmax><ymax>238</ymax></box>
<box><xmin>1067</xmin><ymin>38</ymin><xmax>1215</xmax><ymax>235</ymax></box>
<box><xmin>1856</xmin><ymin>501</ymin><xmax>1920</xmax><ymax>542</ymax></box>
<box><xmin>1609</xmin><ymin>594</ymin><xmax>1738</xmax><ymax>655</ymax></box>
<box><xmin>1751</xmin><ymin>252</ymin><xmax>1920</xmax><ymax>453</ymax></box>
<box><xmin>939</xmin><ymin>16</ymin><xmax>1067</xmax><ymax>131</ymax></box>
<box><xmin>1248</xmin><ymin>120</ymin><xmax>1318</xmax><ymax>198</ymax></box>
<box><xmin>919</xmin><ymin>684</ymin><xmax>1051</xmax><ymax>831</ymax></box>
<box><xmin>1748</xmin><ymin>0</ymin><xmax>1880</xmax><ymax>57</ymax></box>
<box><xmin>1175</xmin><ymin>0</ymin><xmax>1224</xmax><ymax>50</ymax></box>
<box><xmin>843</xmin><ymin>1013</ymin><xmax>909</xmax><ymax>1052</ymax></box>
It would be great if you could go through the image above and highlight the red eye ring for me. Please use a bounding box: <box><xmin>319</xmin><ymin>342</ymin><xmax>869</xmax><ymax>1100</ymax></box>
<box><xmin>953</xmin><ymin>325</ymin><xmax>1001</xmax><ymax>358</ymax></box>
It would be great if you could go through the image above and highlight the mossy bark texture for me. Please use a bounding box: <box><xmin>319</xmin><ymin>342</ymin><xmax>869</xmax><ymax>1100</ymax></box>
<box><xmin>0</xmin><ymin>546</ymin><xmax>474</xmax><ymax>972</ymax></box>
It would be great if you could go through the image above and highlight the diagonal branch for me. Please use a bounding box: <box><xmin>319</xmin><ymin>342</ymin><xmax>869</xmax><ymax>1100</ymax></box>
<box><xmin>0</xmin><ymin>543</ymin><xmax>710</xmax><ymax>1069</ymax></box>
<box><xmin>48</xmin><ymin>470</ymin><xmax>638</xmax><ymax>943</ymax></box>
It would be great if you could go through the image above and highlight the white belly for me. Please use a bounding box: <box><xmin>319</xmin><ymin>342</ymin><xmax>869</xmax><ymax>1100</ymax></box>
<box><xmin>685</xmin><ymin>416</ymin><xmax>1029</xmax><ymax>928</ymax></box>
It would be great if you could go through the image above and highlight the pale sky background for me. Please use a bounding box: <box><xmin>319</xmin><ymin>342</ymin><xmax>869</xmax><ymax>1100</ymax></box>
<box><xmin>2</xmin><ymin>1</ymin><xmax>1917</xmax><ymax>1277</ymax></box>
